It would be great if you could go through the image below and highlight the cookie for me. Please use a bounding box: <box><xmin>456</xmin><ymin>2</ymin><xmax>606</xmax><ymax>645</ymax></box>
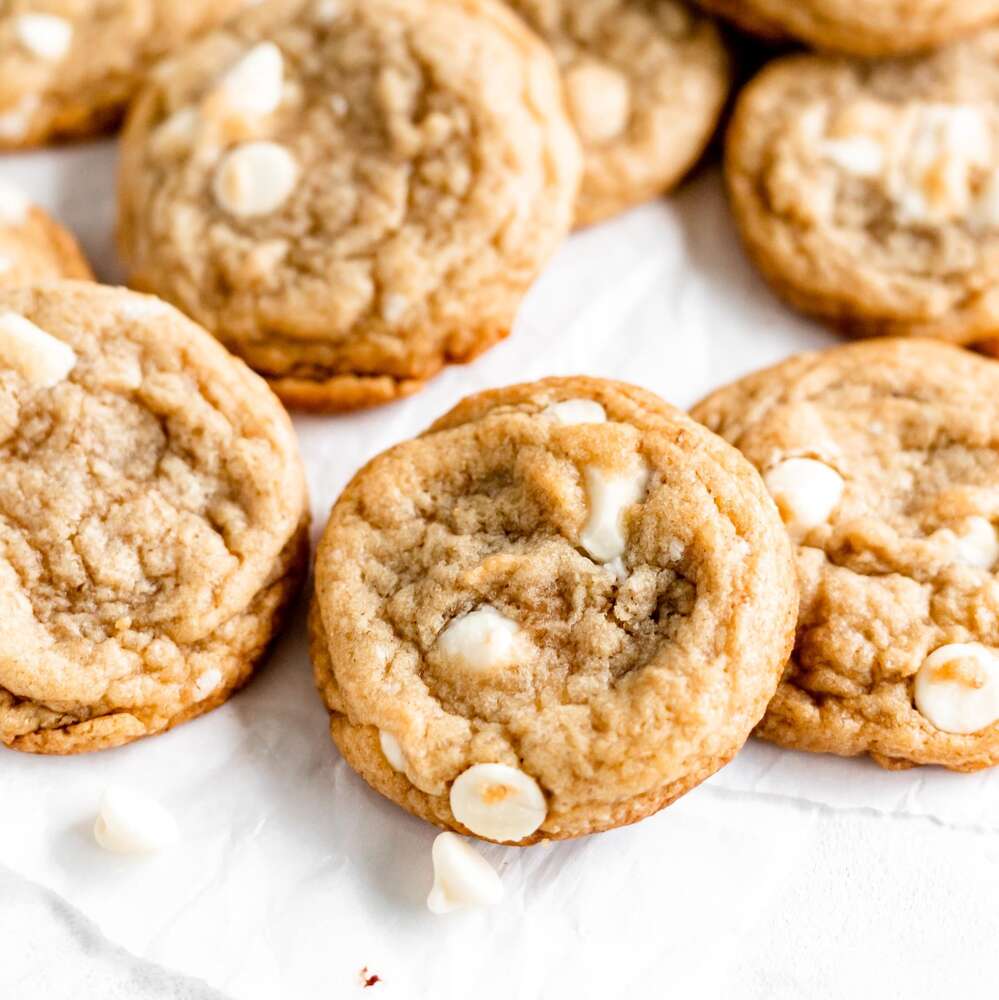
<box><xmin>0</xmin><ymin>282</ymin><xmax>309</xmax><ymax>754</ymax></box>
<box><xmin>0</xmin><ymin>1</ymin><xmax>249</xmax><ymax>148</ymax></box>
<box><xmin>506</xmin><ymin>0</ymin><xmax>730</xmax><ymax>227</ymax></box>
<box><xmin>118</xmin><ymin>0</ymin><xmax>582</xmax><ymax>412</ymax></box>
<box><xmin>692</xmin><ymin>339</ymin><xmax>999</xmax><ymax>772</ymax></box>
<box><xmin>310</xmin><ymin>377</ymin><xmax>798</xmax><ymax>843</ymax></box>
<box><xmin>726</xmin><ymin>34</ymin><xmax>999</xmax><ymax>348</ymax></box>
<box><xmin>0</xmin><ymin>179</ymin><xmax>93</xmax><ymax>284</ymax></box>
<box><xmin>695</xmin><ymin>0</ymin><xmax>999</xmax><ymax>57</ymax></box>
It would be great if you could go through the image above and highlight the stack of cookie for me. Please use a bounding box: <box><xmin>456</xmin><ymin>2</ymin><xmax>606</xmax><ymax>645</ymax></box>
<box><xmin>1</xmin><ymin>0</ymin><xmax>999</xmax><ymax>898</ymax></box>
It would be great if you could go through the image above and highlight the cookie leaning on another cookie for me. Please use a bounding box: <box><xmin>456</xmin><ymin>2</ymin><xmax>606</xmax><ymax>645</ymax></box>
<box><xmin>727</xmin><ymin>33</ymin><xmax>999</xmax><ymax>348</ymax></box>
<box><xmin>506</xmin><ymin>0</ymin><xmax>731</xmax><ymax>227</ymax></box>
<box><xmin>119</xmin><ymin>0</ymin><xmax>582</xmax><ymax>412</ymax></box>
<box><xmin>0</xmin><ymin>180</ymin><xmax>92</xmax><ymax>284</ymax></box>
<box><xmin>311</xmin><ymin>377</ymin><xmax>798</xmax><ymax>843</ymax></box>
<box><xmin>692</xmin><ymin>339</ymin><xmax>999</xmax><ymax>772</ymax></box>
<box><xmin>695</xmin><ymin>0</ymin><xmax>999</xmax><ymax>57</ymax></box>
<box><xmin>0</xmin><ymin>283</ymin><xmax>309</xmax><ymax>754</ymax></box>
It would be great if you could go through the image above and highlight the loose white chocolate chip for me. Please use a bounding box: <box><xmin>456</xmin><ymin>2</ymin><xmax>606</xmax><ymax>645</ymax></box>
<box><xmin>93</xmin><ymin>787</ymin><xmax>179</xmax><ymax>855</ymax></box>
<box><xmin>379</xmin><ymin>730</ymin><xmax>407</xmax><ymax>773</ymax></box>
<box><xmin>427</xmin><ymin>833</ymin><xmax>504</xmax><ymax>915</ymax></box>
<box><xmin>544</xmin><ymin>398</ymin><xmax>607</xmax><ymax>426</ymax></box>
<box><xmin>213</xmin><ymin>142</ymin><xmax>298</xmax><ymax>217</ymax></box>
<box><xmin>194</xmin><ymin>667</ymin><xmax>222</xmax><ymax>701</ymax></box>
<box><xmin>450</xmin><ymin>763</ymin><xmax>546</xmax><ymax>843</ymax></box>
<box><xmin>213</xmin><ymin>42</ymin><xmax>285</xmax><ymax>121</ymax></box>
<box><xmin>436</xmin><ymin>606</ymin><xmax>526</xmax><ymax>674</ymax></box>
<box><xmin>0</xmin><ymin>178</ymin><xmax>30</xmax><ymax>225</ymax></box>
<box><xmin>763</xmin><ymin>458</ymin><xmax>844</xmax><ymax>536</ymax></box>
<box><xmin>0</xmin><ymin>311</ymin><xmax>76</xmax><ymax>388</ymax></box>
<box><xmin>579</xmin><ymin>461</ymin><xmax>649</xmax><ymax>563</ymax></box>
<box><xmin>564</xmin><ymin>62</ymin><xmax>631</xmax><ymax>144</ymax></box>
<box><xmin>914</xmin><ymin>643</ymin><xmax>999</xmax><ymax>735</ymax></box>
<box><xmin>14</xmin><ymin>14</ymin><xmax>73</xmax><ymax>61</ymax></box>
<box><xmin>950</xmin><ymin>517</ymin><xmax>999</xmax><ymax>570</ymax></box>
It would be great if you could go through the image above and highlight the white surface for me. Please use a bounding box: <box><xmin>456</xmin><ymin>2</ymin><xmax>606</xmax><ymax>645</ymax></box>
<box><xmin>0</xmin><ymin>141</ymin><xmax>996</xmax><ymax>1000</ymax></box>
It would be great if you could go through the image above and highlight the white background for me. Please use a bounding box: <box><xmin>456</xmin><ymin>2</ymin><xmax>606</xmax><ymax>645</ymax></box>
<box><xmin>0</xmin><ymin>141</ymin><xmax>996</xmax><ymax>1000</ymax></box>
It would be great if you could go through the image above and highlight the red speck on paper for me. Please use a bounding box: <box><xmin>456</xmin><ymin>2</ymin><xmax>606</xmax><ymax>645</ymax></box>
<box><xmin>359</xmin><ymin>966</ymin><xmax>381</xmax><ymax>988</ymax></box>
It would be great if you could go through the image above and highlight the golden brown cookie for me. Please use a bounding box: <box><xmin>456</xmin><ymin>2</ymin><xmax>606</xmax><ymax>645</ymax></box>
<box><xmin>311</xmin><ymin>377</ymin><xmax>798</xmax><ymax>843</ymax></box>
<box><xmin>506</xmin><ymin>0</ymin><xmax>731</xmax><ymax>227</ymax></box>
<box><xmin>695</xmin><ymin>0</ymin><xmax>999</xmax><ymax>56</ymax></box>
<box><xmin>726</xmin><ymin>34</ymin><xmax>999</xmax><ymax>348</ymax></box>
<box><xmin>118</xmin><ymin>0</ymin><xmax>582</xmax><ymax>412</ymax></box>
<box><xmin>0</xmin><ymin>0</ymin><xmax>248</xmax><ymax>148</ymax></box>
<box><xmin>0</xmin><ymin>282</ymin><xmax>309</xmax><ymax>754</ymax></box>
<box><xmin>692</xmin><ymin>339</ymin><xmax>999</xmax><ymax>772</ymax></box>
<box><xmin>0</xmin><ymin>179</ymin><xmax>92</xmax><ymax>283</ymax></box>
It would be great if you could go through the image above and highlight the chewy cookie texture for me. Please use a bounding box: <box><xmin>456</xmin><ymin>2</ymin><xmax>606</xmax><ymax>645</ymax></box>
<box><xmin>118</xmin><ymin>0</ymin><xmax>582</xmax><ymax>412</ymax></box>
<box><xmin>311</xmin><ymin>377</ymin><xmax>798</xmax><ymax>843</ymax></box>
<box><xmin>693</xmin><ymin>339</ymin><xmax>999</xmax><ymax>772</ymax></box>
<box><xmin>0</xmin><ymin>0</ymin><xmax>249</xmax><ymax>148</ymax></box>
<box><xmin>0</xmin><ymin>283</ymin><xmax>309</xmax><ymax>754</ymax></box>
<box><xmin>696</xmin><ymin>0</ymin><xmax>999</xmax><ymax>57</ymax></box>
<box><xmin>0</xmin><ymin>180</ymin><xmax>92</xmax><ymax>285</ymax></box>
<box><xmin>506</xmin><ymin>0</ymin><xmax>731</xmax><ymax>227</ymax></box>
<box><xmin>726</xmin><ymin>32</ymin><xmax>999</xmax><ymax>348</ymax></box>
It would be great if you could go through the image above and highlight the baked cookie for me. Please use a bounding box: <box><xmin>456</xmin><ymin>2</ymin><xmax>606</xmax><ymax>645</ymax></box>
<box><xmin>118</xmin><ymin>0</ymin><xmax>582</xmax><ymax>412</ymax></box>
<box><xmin>506</xmin><ymin>0</ymin><xmax>730</xmax><ymax>227</ymax></box>
<box><xmin>695</xmin><ymin>0</ymin><xmax>999</xmax><ymax>57</ymax></box>
<box><xmin>692</xmin><ymin>339</ymin><xmax>999</xmax><ymax>772</ymax></box>
<box><xmin>311</xmin><ymin>377</ymin><xmax>798</xmax><ymax>843</ymax></box>
<box><xmin>0</xmin><ymin>1</ymin><xmax>249</xmax><ymax>148</ymax></box>
<box><xmin>0</xmin><ymin>179</ymin><xmax>92</xmax><ymax>284</ymax></box>
<box><xmin>727</xmin><ymin>34</ymin><xmax>999</xmax><ymax>348</ymax></box>
<box><xmin>0</xmin><ymin>282</ymin><xmax>309</xmax><ymax>754</ymax></box>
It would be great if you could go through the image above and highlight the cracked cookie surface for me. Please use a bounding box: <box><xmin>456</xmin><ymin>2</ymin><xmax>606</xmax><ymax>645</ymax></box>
<box><xmin>118</xmin><ymin>0</ymin><xmax>582</xmax><ymax>412</ymax></box>
<box><xmin>726</xmin><ymin>32</ymin><xmax>999</xmax><ymax>348</ymax></box>
<box><xmin>0</xmin><ymin>282</ymin><xmax>309</xmax><ymax>754</ymax></box>
<box><xmin>695</xmin><ymin>0</ymin><xmax>999</xmax><ymax>56</ymax></box>
<box><xmin>311</xmin><ymin>376</ymin><xmax>797</xmax><ymax>842</ymax></box>
<box><xmin>506</xmin><ymin>0</ymin><xmax>730</xmax><ymax>227</ymax></box>
<box><xmin>0</xmin><ymin>0</ymin><xmax>247</xmax><ymax>148</ymax></box>
<box><xmin>692</xmin><ymin>339</ymin><xmax>999</xmax><ymax>771</ymax></box>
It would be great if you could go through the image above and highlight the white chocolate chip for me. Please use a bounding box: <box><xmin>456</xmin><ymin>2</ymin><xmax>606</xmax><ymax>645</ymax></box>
<box><xmin>948</xmin><ymin>517</ymin><xmax>999</xmax><ymax>570</ymax></box>
<box><xmin>427</xmin><ymin>832</ymin><xmax>504</xmax><ymax>915</ymax></box>
<box><xmin>380</xmin><ymin>293</ymin><xmax>409</xmax><ymax>324</ymax></box>
<box><xmin>436</xmin><ymin>606</ymin><xmax>526</xmax><ymax>675</ymax></box>
<box><xmin>819</xmin><ymin>136</ymin><xmax>885</xmax><ymax>178</ymax></box>
<box><xmin>0</xmin><ymin>95</ymin><xmax>40</xmax><ymax>141</ymax></box>
<box><xmin>0</xmin><ymin>311</ymin><xmax>76</xmax><ymax>388</ymax></box>
<box><xmin>579</xmin><ymin>461</ymin><xmax>649</xmax><ymax>563</ymax></box>
<box><xmin>544</xmin><ymin>398</ymin><xmax>607</xmax><ymax>426</ymax></box>
<box><xmin>213</xmin><ymin>42</ymin><xmax>285</xmax><ymax>121</ymax></box>
<box><xmin>763</xmin><ymin>458</ymin><xmax>844</xmax><ymax>536</ymax></box>
<box><xmin>194</xmin><ymin>667</ymin><xmax>222</xmax><ymax>701</ymax></box>
<box><xmin>379</xmin><ymin>729</ymin><xmax>407</xmax><ymax>772</ymax></box>
<box><xmin>14</xmin><ymin>14</ymin><xmax>73</xmax><ymax>61</ymax></box>
<box><xmin>450</xmin><ymin>763</ymin><xmax>546</xmax><ymax>843</ymax></box>
<box><xmin>151</xmin><ymin>107</ymin><xmax>200</xmax><ymax>158</ymax></box>
<box><xmin>314</xmin><ymin>0</ymin><xmax>343</xmax><ymax>24</ymax></box>
<box><xmin>914</xmin><ymin>643</ymin><xmax>999</xmax><ymax>735</ymax></box>
<box><xmin>0</xmin><ymin>178</ymin><xmax>31</xmax><ymax>226</ymax></box>
<box><xmin>213</xmin><ymin>142</ymin><xmax>298</xmax><ymax>217</ymax></box>
<box><xmin>93</xmin><ymin>787</ymin><xmax>179</xmax><ymax>855</ymax></box>
<box><xmin>563</xmin><ymin>62</ymin><xmax>631</xmax><ymax>144</ymax></box>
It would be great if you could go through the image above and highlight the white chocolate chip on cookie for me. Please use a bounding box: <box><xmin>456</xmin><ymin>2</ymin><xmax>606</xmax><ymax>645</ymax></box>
<box><xmin>544</xmin><ymin>398</ymin><xmax>607</xmax><ymax>426</ymax></box>
<box><xmin>914</xmin><ymin>643</ymin><xmax>999</xmax><ymax>735</ymax></box>
<box><xmin>763</xmin><ymin>458</ymin><xmax>844</xmax><ymax>536</ymax></box>
<box><xmin>194</xmin><ymin>667</ymin><xmax>223</xmax><ymax>701</ymax></box>
<box><xmin>151</xmin><ymin>107</ymin><xmax>201</xmax><ymax>159</ymax></box>
<box><xmin>14</xmin><ymin>14</ymin><xmax>73</xmax><ymax>62</ymax></box>
<box><xmin>213</xmin><ymin>142</ymin><xmax>299</xmax><ymax>217</ymax></box>
<box><xmin>0</xmin><ymin>311</ymin><xmax>77</xmax><ymax>388</ymax></box>
<box><xmin>579</xmin><ymin>460</ymin><xmax>650</xmax><ymax>563</ymax></box>
<box><xmin>450</xmin><ymin>763</ymin><xmax>547</xmax><ymax>842</ymax></box>
<box><xmin>379</xmin><ymin>729</ymin><xmax>407</xmax><ymax>772</ymax></box>
<box><xmin>436</xmin><ymin>606</ymin><xmax>527</xmax><ymax>675</ymax></box>
<box><xmin>950</xmin><ymin>516</ymin><xmax>999</xmax><ymax>570</ymax></box>
<box><xmin>210</xmin><ymin>42</ymin><xmax>285</xmax><ymax>123</ymax></box>
<box><xmin>427</xmin><ymin>832</ymin><xmax>504</xmax><ymax>914</ymax></box>
<box><xmin>563</xmin><ymin>62</ymin><xmax>631</xmax><ymax>145</ymax></box>
<box><xmin>93</xmin><ymin>786</ymin><xmax>179</xmax><ymax>855</ymax></box>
